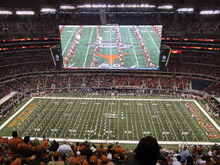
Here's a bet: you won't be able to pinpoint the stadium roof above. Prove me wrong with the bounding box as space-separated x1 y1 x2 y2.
1 0 220 8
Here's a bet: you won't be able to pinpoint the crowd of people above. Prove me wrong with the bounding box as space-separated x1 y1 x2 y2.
0 132 220 165
0 74 191 96
0 14 220 39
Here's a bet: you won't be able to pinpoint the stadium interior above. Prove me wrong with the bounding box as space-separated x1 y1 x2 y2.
0 0 220 165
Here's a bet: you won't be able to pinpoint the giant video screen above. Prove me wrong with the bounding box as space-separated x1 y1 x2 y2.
59 25 162 70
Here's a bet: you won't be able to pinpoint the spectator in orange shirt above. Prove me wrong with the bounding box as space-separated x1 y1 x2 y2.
7 131 23 158
41 135 49 150
17 136 32 157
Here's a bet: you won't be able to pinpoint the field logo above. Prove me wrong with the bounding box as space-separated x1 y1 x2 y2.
96 53 132 65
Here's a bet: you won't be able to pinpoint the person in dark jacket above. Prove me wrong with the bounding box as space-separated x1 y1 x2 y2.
124 136 160 165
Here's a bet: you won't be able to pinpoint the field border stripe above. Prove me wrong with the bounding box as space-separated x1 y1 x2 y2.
0 97 34 130
83 27 94 67
62 27 76 56
146 27 160 53
193 100 220 132
2 136 219 145
34 97 194 102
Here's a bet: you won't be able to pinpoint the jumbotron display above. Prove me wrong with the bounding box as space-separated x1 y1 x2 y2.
60 25 162 70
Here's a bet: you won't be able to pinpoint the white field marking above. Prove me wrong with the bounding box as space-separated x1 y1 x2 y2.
178 101 206 142
62 27 77 55
35 97 194 102
78 100 93 139
186 101 213 141
151 101 168 140
169 102 189 141
92 100 102 136
130 65 137 68
0 97 34 130
66 100 84 139
2 136 219 145
16 99 49 133
0 97 194 131
58 99 79 138
125 105 129 140
137 101 147 137
38 100 68 138
83 27 94 68
87 100 99 139
2 97 218 143
146 27 160 53
132 100 139 140
127 27 140 68
99 100 107 140
127 101 135 140
145 101 158 139
158 101 178 141
69 63 75 67
66 101 83 139
23 100 57 137
194 100 220 132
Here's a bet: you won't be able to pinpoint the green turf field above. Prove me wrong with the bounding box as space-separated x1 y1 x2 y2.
0 97 219 145
60 25 161 70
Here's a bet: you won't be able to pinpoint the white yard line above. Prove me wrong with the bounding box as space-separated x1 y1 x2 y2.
194 100 220 132
158 101 179 141
0 98 34 130
35 97 194 102
66 100 85 139
145 101 158 139
146 27 160 53
77 100 93 139
152 101 169 140
59 100 79 138
127 28 140 68
62 27 76 55
131 101 139 140
178 102 206 142
169 102 190 141
2 97 219 145
38 100 67 137
23 100 57 137
83 27 94 68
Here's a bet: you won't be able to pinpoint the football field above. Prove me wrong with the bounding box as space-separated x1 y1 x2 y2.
0 97 219 145
60 25 162 69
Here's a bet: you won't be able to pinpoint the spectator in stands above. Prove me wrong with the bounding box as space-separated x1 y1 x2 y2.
48 152 64 165
124 136 160 165
57 141 72 159
49 140 59 152
172 155 181 165
81 142 93 161
180 146 189 163
7 131 23 158
17 136 32 157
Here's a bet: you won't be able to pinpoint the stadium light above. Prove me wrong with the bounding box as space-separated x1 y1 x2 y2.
77 3 155 8
158 5 173 9
140 4 156 8
77 4 106 8
16 11 35 15
200 10 220 15
0 10 12 15
116 4 125 8
41 8 56 13
60 5 76 9
177 8 194 12
108 4 116 8
123 4 137 8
